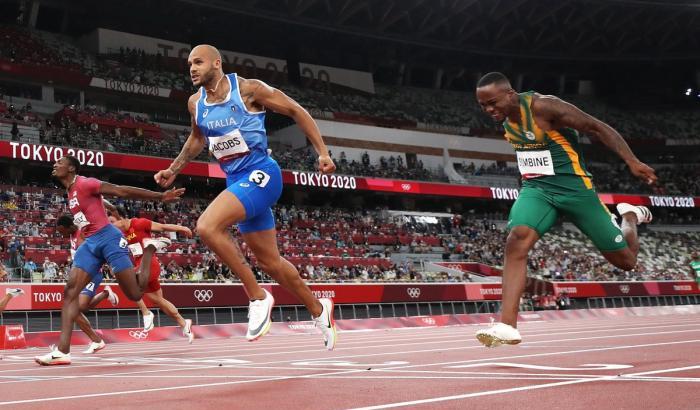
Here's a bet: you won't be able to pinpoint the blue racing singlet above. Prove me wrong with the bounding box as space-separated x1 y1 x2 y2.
194 73 268 175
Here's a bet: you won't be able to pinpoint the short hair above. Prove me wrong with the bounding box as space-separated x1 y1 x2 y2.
115 205 129 218
476 72 511 88
56 214 74 228
64 155 80 174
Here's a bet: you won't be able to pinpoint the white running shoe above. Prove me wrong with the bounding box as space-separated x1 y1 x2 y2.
35 349 71 366
475 322 522 348
143 311 155 332
82 340 106 354
616 203 653 225
143 237 171 254
312 298 337 351
5 288 24 297
246 289 274 341
183 318 194 344
105 285 119 306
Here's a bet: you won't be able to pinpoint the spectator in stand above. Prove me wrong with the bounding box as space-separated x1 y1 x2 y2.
42 257 58 282
23 257 37 278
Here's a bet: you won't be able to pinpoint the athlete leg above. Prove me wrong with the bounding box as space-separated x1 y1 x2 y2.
112 245 156 301
57 267 92 354
0 294 11 312
196 190 266 300
75 294 102 344
601 213 638 271
88 289 110 309
500 188 558 328
136 299 152 317
146 289 186 328
501 226 540 327
242 228 323 317
565 193 638 271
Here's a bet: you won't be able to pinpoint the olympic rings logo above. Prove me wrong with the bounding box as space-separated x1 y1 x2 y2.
129 330 149 340
194 289 214 302
407 288 421 298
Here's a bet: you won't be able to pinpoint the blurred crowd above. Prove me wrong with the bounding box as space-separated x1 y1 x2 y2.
1 184 697 286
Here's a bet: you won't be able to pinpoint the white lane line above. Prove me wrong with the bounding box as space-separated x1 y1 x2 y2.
621 376 700 382
5 327 698 376
131 323 700 365
374 338 700 372
347 378 616 409
250 328 700 366
0 367 367 406
15 316 695 358
346 363 700 410
621 364 700 377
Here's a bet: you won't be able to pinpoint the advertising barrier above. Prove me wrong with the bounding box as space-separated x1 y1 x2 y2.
0 281 696 311
21 304 700 348
2 141 698 207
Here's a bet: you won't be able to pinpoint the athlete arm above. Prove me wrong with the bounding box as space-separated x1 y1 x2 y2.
150 222 193 238
155 94 207 187
99 182 185 203
535 96 657 185
245 79 336 174
102 199 116 213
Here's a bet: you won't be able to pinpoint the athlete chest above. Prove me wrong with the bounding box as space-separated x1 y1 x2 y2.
200 103 245 134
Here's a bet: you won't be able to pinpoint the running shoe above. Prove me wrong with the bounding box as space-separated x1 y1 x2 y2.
183 318 194 344
616 203 653 225
143 311 155 332
475 322 522 348
312 298 337 351
105 285 119 306
35 349 71 366
82 340 106 354
246 289 274 341
143 237 171 254
5 288 24 297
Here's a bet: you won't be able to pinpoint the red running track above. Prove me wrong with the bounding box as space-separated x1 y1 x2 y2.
0 313 698 409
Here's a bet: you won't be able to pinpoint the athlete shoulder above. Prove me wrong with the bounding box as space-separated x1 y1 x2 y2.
187 90 202 116
531 93 579 122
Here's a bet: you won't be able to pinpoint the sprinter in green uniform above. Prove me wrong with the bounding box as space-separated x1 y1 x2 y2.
474 72 658 347
690 253 700 285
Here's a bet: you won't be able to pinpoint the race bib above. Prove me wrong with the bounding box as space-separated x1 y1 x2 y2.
516 150 555 177
208 129 249 161
248 170 271 188
73 212 90 229
128 242 144 256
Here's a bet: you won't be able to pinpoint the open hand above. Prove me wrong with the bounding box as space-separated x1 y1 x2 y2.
162 187 186 202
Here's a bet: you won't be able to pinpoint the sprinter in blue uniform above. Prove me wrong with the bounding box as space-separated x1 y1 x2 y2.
155 44 337 349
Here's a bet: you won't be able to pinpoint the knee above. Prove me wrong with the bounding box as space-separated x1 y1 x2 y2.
196 218 217 243
505 227 537 258
122 288 142 302
257 257 282 275
63 285 81 301
611 254 637 271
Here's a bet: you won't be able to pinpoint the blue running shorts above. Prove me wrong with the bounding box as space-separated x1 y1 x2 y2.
225 156 283 234
73 224 133 280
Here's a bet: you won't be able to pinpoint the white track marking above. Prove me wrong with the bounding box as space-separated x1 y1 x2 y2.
0 368 368 406
0 337 697 404
13 317 693 359
447 363 633 371
621 364 700 376
347 363 700 410
374 338 700 372
247 328 700 367
2 326 698 376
